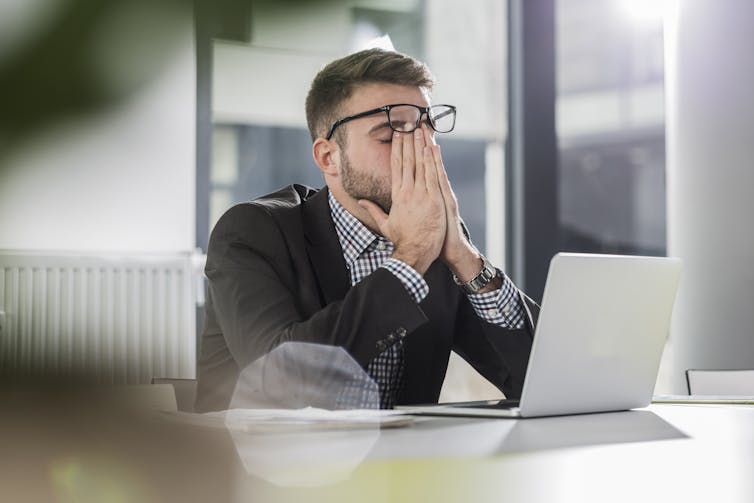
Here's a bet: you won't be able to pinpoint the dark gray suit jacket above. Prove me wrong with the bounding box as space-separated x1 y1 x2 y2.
195 184 538 412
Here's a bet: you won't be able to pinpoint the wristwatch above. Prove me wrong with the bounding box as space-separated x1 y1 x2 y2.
453 255 498 294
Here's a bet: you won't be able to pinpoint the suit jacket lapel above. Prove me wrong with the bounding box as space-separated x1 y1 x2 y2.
302 187 351 304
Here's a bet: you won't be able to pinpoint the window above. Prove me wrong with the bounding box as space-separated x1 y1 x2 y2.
208 0 508 264
556 0 666 256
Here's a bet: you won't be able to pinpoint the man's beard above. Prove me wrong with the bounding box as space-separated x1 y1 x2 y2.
340 151 392 213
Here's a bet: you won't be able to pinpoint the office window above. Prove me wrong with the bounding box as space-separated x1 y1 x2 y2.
205 0 509 400
556 0 666 256
208 0 507 262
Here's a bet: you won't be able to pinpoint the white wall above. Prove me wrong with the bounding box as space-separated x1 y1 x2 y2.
665 0 754 392
0 16 196 254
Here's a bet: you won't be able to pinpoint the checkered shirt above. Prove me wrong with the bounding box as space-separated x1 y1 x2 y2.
328 192 525 408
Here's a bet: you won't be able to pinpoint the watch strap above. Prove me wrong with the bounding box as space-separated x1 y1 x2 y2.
453 255 498 294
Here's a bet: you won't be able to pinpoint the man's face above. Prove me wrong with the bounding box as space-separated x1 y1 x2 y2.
335 83 431 213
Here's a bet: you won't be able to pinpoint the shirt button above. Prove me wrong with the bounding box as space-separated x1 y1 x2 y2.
502 305 512 316
387 333 396 343
376 241 387 251
486 308 500 317
396 327 407 338
376 340 386 351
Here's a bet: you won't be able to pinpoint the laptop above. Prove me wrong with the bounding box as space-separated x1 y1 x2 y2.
398 253 682 418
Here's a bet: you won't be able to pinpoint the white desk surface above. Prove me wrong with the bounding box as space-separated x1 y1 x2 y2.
3 398 753 503
230 403 754 503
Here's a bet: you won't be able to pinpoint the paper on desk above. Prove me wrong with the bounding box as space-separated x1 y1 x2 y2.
163 407 413 432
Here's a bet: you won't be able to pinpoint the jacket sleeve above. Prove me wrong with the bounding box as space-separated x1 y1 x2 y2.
451 288 539 398
205 203 429 371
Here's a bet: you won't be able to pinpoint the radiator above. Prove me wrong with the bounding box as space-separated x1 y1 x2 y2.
0 251 202 384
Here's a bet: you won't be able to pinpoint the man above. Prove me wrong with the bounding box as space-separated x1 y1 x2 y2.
195 48 538 412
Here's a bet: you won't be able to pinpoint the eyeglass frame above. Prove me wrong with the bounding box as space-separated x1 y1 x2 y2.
324 103 457 140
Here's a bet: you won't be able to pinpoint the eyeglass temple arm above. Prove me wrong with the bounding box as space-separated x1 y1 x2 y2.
326 107 387 139
431 106 455 121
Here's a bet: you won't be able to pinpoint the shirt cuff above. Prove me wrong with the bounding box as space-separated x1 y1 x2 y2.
380 258 429 304
466 271 526 329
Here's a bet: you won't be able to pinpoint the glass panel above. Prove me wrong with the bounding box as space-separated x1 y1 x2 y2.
556 0 666 256
209 0 508 262
207 0 509 401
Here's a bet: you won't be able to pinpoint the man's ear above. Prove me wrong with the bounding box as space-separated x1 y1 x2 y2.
312 138 340 177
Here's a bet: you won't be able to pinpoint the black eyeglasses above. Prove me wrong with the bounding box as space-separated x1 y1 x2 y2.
325 103 457 140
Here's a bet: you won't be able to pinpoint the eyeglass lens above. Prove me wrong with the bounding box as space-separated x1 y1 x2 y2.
388 105 455 133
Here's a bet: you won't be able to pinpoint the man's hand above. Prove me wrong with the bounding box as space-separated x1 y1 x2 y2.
358 127 446 275
429 131 503 293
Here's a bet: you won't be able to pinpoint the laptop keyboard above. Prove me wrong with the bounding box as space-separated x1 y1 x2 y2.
448 399 520 409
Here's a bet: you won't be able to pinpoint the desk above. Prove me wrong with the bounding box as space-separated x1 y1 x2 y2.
2 394 753 503
231 404 754 503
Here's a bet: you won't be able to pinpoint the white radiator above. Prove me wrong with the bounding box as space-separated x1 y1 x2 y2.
0 251 203 384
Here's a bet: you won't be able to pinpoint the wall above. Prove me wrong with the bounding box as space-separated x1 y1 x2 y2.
0 11 196 254
665 0 754 392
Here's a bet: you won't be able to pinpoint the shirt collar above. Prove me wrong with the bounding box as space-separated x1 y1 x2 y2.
328 192 383 265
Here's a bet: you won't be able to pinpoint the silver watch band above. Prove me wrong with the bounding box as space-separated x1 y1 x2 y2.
453 255 498 294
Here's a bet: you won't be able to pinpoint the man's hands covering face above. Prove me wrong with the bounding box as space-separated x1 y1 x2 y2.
358 125 486 284
358 126 446 275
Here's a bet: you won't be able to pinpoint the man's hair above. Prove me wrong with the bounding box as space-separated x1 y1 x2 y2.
305 48 435 143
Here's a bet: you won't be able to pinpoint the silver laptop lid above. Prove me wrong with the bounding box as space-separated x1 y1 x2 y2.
519 253 681 417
